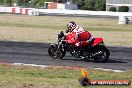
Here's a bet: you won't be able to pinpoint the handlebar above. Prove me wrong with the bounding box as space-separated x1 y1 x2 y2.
65 30 69 33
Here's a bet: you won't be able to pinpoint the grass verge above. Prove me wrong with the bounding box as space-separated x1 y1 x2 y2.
0 14 132 46
0 65 131 88
0 14 132 31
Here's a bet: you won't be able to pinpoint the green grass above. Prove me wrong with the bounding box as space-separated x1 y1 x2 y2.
0 65 131 88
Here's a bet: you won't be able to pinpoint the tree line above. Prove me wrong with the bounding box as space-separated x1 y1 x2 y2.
72 0 106 11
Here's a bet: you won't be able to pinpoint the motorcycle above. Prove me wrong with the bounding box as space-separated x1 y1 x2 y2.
48 30 110 63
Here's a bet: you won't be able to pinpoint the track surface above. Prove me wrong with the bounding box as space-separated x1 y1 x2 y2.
0 41 131 71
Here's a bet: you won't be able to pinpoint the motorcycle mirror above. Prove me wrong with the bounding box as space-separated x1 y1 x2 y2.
60 31 64 35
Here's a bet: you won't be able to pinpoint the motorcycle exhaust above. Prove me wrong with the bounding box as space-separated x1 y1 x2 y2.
90 51 103 58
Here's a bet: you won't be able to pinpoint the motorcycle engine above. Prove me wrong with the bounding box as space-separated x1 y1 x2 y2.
67 45 81 58
66 44 74 52
66 45 90 58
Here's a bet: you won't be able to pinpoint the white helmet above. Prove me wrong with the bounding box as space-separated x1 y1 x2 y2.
67 21 76 32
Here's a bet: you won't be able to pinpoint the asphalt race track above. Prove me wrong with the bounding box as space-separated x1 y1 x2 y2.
0 41 131 71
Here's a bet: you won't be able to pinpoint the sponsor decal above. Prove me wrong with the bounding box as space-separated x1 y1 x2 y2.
90 80 130 85
79 68 131 86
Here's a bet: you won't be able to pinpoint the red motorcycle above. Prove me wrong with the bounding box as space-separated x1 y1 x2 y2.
48 31 110 63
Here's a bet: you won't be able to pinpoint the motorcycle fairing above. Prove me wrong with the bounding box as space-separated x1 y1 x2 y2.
92 38 104 46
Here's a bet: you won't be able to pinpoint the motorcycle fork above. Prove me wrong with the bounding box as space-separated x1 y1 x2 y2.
57 42 65 53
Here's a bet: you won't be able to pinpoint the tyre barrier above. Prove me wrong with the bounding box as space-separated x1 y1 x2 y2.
0 7 39 16
1 7 132 24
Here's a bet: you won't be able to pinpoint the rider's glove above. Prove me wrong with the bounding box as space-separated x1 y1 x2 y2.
75 42 80 47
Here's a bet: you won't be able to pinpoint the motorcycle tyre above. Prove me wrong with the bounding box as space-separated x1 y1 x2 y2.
92 45 110 63
48 45 66 59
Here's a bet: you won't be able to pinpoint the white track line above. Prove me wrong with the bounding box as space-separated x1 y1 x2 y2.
12 63 126 73
14 63 48 68
94 68 125 72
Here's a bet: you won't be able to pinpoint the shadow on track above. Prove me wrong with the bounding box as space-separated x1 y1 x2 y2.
61 58 127 63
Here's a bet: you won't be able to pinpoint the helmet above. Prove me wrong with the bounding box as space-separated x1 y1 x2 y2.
67 21 76 32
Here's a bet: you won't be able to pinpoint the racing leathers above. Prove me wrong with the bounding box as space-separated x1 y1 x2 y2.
65 25 93 47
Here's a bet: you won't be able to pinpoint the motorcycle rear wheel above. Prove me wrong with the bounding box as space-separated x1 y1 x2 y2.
92 45 110 63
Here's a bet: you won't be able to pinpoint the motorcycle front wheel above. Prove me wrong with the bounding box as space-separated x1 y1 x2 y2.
48 45 66 59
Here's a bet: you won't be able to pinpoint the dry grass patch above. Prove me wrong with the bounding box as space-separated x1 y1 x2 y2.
0 14 132 46
0 26 58 43
91 31 132 46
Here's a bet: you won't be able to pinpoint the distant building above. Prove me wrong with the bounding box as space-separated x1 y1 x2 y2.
106 0 132 12
45 1 78 10
58 2 78 10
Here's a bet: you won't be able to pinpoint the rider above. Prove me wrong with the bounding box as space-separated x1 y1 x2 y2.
65 21 93 47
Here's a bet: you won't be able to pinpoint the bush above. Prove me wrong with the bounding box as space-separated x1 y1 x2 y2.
95 0 106 11
75 0 106 11
82 0 96 10
109 7 116 12
118 6 129 12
